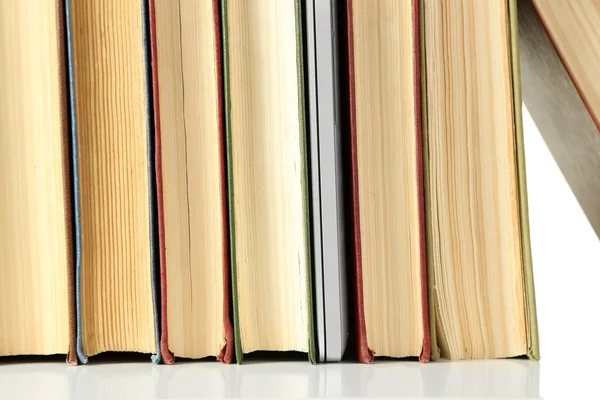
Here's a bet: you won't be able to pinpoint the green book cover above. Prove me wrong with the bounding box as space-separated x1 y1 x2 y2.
507 0 540 361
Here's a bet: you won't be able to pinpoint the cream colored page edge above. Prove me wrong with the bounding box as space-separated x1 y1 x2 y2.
352 0 424 358
0 0 69 356
156 0 226 358
227 0 309 353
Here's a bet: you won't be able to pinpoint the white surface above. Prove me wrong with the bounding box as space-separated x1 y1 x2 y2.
0 359 539 398
0 106 597 398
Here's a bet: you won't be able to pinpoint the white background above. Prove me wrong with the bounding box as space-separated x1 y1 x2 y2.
0 106 596 398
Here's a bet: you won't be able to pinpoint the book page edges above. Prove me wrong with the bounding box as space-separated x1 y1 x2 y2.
220 0 314 364
421 0 538 361
149 0 234 365
67 0 161 363
147 0 175 365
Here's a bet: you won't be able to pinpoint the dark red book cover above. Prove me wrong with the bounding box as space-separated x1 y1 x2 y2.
148 0 234 364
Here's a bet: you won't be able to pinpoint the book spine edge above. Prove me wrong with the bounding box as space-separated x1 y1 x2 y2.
345 0 374 364
213 0 235 365
294 0 317 365
413 0 431 364
64 0 88 365
57 0 78 366
419 0 441 362
147 0 174 365
508 0 540 362
220 0 244 365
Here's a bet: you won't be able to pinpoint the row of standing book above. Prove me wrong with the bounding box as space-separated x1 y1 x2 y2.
0 0 543 364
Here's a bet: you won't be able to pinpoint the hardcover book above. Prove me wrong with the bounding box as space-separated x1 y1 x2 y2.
344 0 431 363
221 0 316 363
0 0 76 363
519 0 600 239
148 0 234 363
421 0 539 360
66 0 161 363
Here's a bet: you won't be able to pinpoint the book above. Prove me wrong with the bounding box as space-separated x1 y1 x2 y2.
422 0 539 360
148 0 234 364
344 0 430 362
519 0 600 238
527 0 600 129
0 0 75 363
66 0 160 363
304 0 349 362
221 0 316 363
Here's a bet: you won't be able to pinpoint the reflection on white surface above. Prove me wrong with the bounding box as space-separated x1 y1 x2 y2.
0 359 539 399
